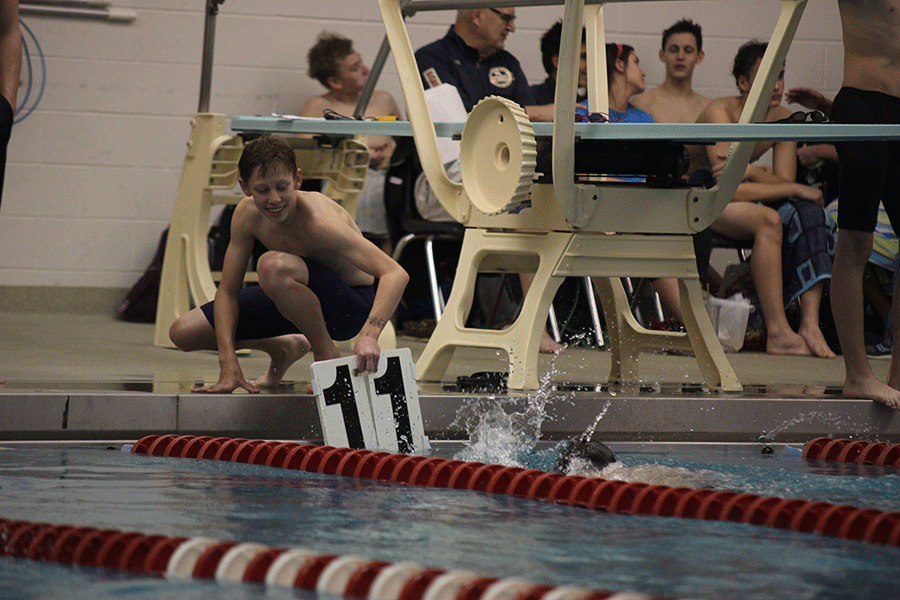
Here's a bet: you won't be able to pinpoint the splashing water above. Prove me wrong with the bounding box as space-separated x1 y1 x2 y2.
452 353 623 473
579 399 611 442
451 356 739 490
453 352 575 467
758 410 878 443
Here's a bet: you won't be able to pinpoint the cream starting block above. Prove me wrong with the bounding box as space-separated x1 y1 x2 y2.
372 0 816 391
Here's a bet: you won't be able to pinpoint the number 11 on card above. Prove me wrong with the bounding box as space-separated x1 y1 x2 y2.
311 348 427 453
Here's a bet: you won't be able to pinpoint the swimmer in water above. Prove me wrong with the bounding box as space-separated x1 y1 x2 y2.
556 436 727 489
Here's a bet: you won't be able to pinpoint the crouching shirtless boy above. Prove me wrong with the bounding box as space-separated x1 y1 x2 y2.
170 135 409 393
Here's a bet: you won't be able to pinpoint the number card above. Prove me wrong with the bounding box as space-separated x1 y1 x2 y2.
310 348 426 453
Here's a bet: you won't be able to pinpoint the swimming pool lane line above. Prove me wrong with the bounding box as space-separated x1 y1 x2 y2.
0 518 696 600
130 434 900 548
803 437 900 466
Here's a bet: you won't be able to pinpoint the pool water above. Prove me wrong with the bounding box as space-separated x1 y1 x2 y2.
0 442 898 600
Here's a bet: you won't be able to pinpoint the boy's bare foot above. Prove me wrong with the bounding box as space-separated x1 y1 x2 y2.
799 325 837 359
253 334 311 389
540 329 566 354
765 330 813 357
843 375 900 409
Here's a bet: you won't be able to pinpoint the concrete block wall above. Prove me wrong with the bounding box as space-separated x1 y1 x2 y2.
0 0 842 304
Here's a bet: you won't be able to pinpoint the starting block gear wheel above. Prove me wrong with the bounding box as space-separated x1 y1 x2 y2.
460 96 536 216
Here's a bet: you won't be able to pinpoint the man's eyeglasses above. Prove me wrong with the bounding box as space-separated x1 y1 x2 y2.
489 8 516 24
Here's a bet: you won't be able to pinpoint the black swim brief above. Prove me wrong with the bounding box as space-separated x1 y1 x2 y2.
200 258 376 341
831 87 900 233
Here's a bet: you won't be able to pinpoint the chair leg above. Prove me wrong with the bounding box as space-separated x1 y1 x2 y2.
424 235 444 321
582 276 604 348
390 233 416 263
548 304 561 342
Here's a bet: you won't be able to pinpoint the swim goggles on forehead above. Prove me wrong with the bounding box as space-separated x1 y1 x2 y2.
776 110 828 124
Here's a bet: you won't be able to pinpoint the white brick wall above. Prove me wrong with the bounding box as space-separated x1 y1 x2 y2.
0 0 843 290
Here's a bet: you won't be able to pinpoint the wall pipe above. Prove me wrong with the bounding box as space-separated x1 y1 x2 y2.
198 0 225 113
20 1 135 22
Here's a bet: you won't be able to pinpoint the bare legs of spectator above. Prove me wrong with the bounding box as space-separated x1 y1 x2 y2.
519 272 566 354
831 229 900 407
712 202 827 357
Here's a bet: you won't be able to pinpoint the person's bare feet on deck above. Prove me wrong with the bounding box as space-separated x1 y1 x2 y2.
540 329 566 354
799 325 837 359
766 329 813 357
253 334 311 389
843 374 900 409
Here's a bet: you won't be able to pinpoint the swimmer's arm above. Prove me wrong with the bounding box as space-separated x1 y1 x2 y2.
729 139 822 205
731 180 820 204
702 104 735 180
785 87 832 116
771 138 798 183
195 211 259 394
376 90 402 119
524 104 556 123
332 227 409 374
731 146 823 204
299 95 328 118
797 143 838 167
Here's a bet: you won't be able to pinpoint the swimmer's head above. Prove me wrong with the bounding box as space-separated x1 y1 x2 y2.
556 438 617 474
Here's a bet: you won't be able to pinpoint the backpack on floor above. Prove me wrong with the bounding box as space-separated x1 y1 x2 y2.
117 228 168 323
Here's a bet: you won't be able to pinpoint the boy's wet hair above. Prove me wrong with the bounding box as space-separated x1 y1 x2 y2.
732 40 768 88
661 18 703 52
238 135 297 183
308 31 355 88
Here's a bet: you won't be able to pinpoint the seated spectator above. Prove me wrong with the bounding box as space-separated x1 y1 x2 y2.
605 43 650 124
531 21 587 106
632 19 717 325
300 31 402 254
693 40 837 358
414 6 562 352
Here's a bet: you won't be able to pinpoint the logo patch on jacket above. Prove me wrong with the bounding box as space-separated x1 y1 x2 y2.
489 66 514 88
423 68 442 88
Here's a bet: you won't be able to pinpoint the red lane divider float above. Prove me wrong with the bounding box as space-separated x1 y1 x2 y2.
0 518 691 600
129 435 900 548
803 437 900 467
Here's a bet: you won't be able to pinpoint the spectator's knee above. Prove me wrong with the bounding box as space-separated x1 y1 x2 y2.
761 209 783 242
